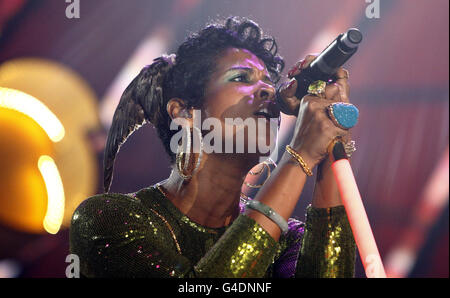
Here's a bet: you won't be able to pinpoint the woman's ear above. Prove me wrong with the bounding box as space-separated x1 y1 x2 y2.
166 98 193 124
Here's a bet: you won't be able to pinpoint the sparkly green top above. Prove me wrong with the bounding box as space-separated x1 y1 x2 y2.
69 186 355 278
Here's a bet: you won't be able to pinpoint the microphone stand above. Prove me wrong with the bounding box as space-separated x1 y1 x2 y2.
329 141 387 278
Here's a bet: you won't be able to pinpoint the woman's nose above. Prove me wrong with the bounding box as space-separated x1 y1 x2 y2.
255 83 275 102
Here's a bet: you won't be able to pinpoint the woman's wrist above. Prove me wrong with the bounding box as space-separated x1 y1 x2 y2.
311 158 343 208
249 150 311 241
311 192 343 208
285 143 320 173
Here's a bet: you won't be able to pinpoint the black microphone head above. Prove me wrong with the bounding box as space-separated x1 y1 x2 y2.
346 28 363 45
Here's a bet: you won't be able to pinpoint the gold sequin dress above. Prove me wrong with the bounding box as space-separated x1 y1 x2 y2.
69 185 356 278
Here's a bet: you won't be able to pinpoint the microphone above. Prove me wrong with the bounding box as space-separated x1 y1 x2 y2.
277 28 363 114
278 28 386 277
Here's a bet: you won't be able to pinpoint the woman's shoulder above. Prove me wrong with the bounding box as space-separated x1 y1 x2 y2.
75 186 162 210
69 187 186 277
70 186 164 229
72 192 139 217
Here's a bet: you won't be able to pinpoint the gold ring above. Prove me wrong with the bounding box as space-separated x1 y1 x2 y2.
327 138 356 158
307 80 327 97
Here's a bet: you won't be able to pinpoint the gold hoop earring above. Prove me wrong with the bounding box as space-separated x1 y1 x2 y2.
176 126 203 180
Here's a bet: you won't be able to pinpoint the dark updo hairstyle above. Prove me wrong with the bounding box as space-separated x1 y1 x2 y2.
103 16 285 192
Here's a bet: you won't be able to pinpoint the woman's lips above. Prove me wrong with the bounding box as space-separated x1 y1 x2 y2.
254 111 271 121
254 107 278 121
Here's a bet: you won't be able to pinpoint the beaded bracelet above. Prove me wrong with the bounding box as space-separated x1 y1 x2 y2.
245 200 289 234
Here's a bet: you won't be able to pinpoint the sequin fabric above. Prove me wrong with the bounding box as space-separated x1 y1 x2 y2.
69 186 355 278
296 205 356 278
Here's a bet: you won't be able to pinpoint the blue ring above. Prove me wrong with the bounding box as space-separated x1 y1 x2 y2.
327 102 359 129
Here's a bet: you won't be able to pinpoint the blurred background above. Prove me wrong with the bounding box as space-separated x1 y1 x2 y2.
0 0 447 278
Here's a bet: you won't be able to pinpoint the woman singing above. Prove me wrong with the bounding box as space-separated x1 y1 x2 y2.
70 16 356 278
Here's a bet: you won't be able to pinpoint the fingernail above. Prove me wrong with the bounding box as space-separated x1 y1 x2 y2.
288 60 304 77
300 59 307 69
287 68 296 77
287 78 296 89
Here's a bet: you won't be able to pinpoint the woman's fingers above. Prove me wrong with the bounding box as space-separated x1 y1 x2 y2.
304 94 350 136
279 55 318 115
334 67 350 102
281 56 351 115
324 83 341 101
322 67 350 103
278 79 301 115
292 94 350 166
303 54 317 67
336 82 349 103
287 54 317 79
279 78 298 98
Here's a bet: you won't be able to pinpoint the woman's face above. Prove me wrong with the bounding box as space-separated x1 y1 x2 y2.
200 47 280 160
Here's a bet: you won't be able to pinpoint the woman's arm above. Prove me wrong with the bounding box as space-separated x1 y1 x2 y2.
245 54 351 241
298 150 356 277
312 157 343 208
295 204 356 277
246 55 357 277
244 150 313 241
70 192 280 277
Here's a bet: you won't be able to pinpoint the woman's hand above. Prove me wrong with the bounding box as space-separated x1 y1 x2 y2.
248 55 353 239
279 55 351 169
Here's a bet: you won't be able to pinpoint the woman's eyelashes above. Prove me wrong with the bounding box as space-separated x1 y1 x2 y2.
229 73 250 83
227 70 274 87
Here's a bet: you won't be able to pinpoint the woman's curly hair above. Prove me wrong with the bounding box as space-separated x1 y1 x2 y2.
103 16 284 192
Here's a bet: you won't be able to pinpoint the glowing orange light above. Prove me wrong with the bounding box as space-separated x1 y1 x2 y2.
38 155 65 234
0 87 65 142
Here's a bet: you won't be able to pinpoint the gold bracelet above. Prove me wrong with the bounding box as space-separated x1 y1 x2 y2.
285 145 313 176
